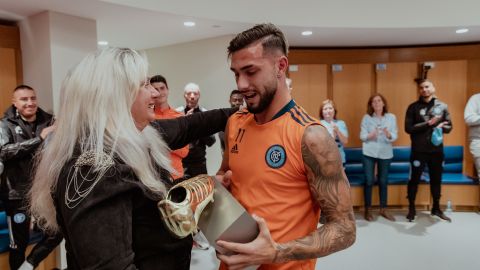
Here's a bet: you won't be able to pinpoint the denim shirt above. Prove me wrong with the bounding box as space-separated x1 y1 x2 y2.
320 119 348 163
360 113 398 159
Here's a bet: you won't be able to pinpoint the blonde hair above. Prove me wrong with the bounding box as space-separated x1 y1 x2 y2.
30 48 172 232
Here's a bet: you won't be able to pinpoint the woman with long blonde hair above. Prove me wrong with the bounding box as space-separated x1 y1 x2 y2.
29 48 234 269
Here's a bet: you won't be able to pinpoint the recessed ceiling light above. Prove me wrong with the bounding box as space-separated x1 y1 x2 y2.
456 28 469 34
184 21 195 27
302 31 313 36
98 40 108 46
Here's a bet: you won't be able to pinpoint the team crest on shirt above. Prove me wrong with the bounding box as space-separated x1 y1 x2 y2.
13 213 26 223
265 145 286 169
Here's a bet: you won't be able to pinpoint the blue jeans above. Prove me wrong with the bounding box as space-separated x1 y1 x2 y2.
362 155 392 208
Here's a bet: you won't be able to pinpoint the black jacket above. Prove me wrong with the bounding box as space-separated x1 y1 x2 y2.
179 107 216 166
405 97 452 153
0 106 53 201
56 107 236 270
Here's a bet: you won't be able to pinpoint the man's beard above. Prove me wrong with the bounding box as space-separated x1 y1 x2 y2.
246 84 277 114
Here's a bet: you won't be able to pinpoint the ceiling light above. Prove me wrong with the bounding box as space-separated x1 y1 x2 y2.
184 21 195 27
301 31 313 36
98 41 108 46
456 28 469 34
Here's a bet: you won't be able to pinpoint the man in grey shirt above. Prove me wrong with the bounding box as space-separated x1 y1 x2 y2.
464 93 480 181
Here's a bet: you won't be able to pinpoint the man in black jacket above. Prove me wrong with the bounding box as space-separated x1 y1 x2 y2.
0 85 61 270
405 79 452 222
176 83 216 177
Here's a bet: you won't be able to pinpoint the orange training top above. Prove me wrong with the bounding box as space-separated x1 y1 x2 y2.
154 106 189 180
222 100 321 270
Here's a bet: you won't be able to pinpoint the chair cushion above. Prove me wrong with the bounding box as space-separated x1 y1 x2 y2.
0 228 9 253
442 173 478 184
347 175 365 186
345 148 363 163
444 146 463 163
0 212 6 229
443 163 463 173
345 163 363 174
392 147 411 162
389 162 410 173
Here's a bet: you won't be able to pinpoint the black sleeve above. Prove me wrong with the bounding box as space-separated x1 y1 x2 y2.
200 134 216 147
0 120 43 161
441 106 453 134
151 108 237 150
404 104 429 134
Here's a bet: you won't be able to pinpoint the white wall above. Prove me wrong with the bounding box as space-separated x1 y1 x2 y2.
19 11 97 114
19 11 54 111
146 35 237 174
49 12 97 113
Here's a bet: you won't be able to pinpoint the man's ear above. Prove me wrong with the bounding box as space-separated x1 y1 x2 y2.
277 55 289 75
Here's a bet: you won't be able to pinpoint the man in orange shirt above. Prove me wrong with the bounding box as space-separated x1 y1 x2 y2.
150 75 189 180
218 90 244 153
216 23 356 270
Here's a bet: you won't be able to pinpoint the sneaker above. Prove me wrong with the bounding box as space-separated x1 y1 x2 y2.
406 206 416 222
379 208 396 222
364 208 374 222
431 208 452 222
158 174 215 238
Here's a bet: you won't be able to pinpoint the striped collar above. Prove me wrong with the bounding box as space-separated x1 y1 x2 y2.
271 99 296 121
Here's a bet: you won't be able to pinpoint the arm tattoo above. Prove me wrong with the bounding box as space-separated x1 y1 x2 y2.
274 125 356 263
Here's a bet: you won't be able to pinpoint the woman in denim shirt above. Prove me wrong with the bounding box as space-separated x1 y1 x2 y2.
360 94 398 221
319 99 349 165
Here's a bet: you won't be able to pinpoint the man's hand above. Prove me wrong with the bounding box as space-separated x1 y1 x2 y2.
427 115 442 126
216 215 276 270
437 121 449 129
215 170 232 188
40 125 56 140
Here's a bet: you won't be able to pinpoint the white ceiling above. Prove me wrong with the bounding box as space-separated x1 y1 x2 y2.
0 0 479 49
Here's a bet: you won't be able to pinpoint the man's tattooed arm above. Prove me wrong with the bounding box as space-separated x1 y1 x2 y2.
274 124 356 262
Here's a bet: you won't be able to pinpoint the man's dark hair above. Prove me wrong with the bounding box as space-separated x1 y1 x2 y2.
14 84 34 92
230 90 242 98
415 78 432 86
150 75 168 89
227 23 288 57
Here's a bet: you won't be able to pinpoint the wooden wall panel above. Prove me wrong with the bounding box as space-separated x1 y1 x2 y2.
1 24 21 114
0 48 17 113
376 62 418 146
0 25 20 49
289 64 327 117
290 43 480 64
332 64 372 147
427 61 467 148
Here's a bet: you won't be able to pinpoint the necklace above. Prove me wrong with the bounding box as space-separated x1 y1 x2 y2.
64 150 114 209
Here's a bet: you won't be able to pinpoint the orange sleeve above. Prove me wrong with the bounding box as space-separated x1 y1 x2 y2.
172 145 189 159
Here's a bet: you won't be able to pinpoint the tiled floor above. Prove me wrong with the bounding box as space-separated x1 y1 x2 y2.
191 211 480 270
